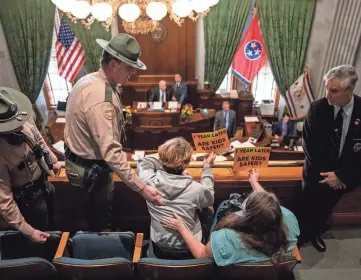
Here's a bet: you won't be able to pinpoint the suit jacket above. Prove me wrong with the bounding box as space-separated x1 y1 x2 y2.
214 110 236 137
148 87 172 102
274 120 293 136
303 95 361 190
170 82 187 105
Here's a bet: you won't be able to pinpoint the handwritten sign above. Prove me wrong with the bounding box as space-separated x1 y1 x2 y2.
192 129 230 153
233 147 271 171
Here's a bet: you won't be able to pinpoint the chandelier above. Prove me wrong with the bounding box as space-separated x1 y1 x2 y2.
51 0 220 34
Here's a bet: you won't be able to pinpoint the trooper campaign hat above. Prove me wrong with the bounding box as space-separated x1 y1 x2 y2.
96 33 147 70
0 87 31 133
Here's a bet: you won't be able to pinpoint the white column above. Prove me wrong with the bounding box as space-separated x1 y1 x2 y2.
195 18 205 89
111 15 119 37
316 0 361 98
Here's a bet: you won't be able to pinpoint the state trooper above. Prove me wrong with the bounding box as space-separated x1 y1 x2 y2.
0 87 61 242
64 33 165 231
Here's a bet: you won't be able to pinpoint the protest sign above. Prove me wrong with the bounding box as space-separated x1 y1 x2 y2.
233 147 271 171
192 128 230 153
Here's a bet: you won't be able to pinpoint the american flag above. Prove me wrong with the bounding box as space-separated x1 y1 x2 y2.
55 13 85 82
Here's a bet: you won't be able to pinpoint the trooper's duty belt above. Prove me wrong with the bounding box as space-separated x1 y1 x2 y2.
64 147 111 171
13 173 47 206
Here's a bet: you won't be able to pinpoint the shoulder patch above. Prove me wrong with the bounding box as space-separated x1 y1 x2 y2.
102 103 115 120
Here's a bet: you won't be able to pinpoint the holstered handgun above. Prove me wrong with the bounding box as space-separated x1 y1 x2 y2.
83 164 104 193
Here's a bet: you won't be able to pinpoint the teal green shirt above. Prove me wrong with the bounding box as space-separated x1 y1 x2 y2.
210 207 299 266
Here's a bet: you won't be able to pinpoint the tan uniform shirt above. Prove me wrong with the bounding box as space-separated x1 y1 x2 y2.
0 118 57 236
64 69 145 192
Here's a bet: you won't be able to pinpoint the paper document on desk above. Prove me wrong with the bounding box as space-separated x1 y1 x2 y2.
244 116 259 122
294 146 303 152
57 111 65 117
146 152 159 159
152 102 163 110
215 156 227 162
230 141 255 157
231 140 255 148
191 153 206 161
55 117 66 123
168 101 178 109
132 151 145 160
52 141 65 154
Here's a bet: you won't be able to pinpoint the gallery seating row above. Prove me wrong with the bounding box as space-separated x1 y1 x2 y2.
0 231 301 280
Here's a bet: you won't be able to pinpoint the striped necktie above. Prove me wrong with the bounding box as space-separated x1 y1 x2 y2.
329 108 344 158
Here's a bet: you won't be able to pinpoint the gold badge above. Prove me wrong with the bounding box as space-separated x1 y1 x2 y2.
103 103 115 120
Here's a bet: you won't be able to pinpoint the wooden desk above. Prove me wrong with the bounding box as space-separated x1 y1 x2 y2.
125 109 216 150
44 165 302 236
41 165 361 236
1 161 360 235
46 109 216 150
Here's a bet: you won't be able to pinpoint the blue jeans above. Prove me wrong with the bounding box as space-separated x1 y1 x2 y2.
210 200 228 233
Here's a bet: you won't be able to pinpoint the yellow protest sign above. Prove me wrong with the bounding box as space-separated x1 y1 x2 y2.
192 128 230 153
233 147 271 171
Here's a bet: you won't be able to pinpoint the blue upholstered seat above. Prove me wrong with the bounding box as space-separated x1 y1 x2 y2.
136 257 215 280
0 231 60 280
0 257 57 280
0 231 62 261
53 231 136 280
217 255 298 280
71 231 134 261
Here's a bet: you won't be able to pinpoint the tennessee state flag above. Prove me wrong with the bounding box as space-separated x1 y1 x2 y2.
232 13 267 84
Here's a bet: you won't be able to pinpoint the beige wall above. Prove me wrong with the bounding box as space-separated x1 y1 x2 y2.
0 22 19 89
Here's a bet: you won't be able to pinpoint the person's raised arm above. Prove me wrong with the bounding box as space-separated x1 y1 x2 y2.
248 168 265 192
198 152 216 208
138 157 162 186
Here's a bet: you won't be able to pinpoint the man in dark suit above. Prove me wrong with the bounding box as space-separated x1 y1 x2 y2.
300 65 361 252
214 101 236 138
170 73 187 106
149 80 171 103
273 112 293 137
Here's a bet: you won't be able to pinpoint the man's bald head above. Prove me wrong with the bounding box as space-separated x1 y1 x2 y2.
159 80 167 91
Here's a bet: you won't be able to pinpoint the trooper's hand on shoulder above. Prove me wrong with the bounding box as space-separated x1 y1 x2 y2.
141 185 166 206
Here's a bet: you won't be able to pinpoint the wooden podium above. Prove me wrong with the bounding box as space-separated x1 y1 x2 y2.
125 109 216 150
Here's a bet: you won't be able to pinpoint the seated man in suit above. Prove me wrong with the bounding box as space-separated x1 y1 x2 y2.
149 80 171 103
214 101 236 138
274 112 293 138
171 73 187 106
